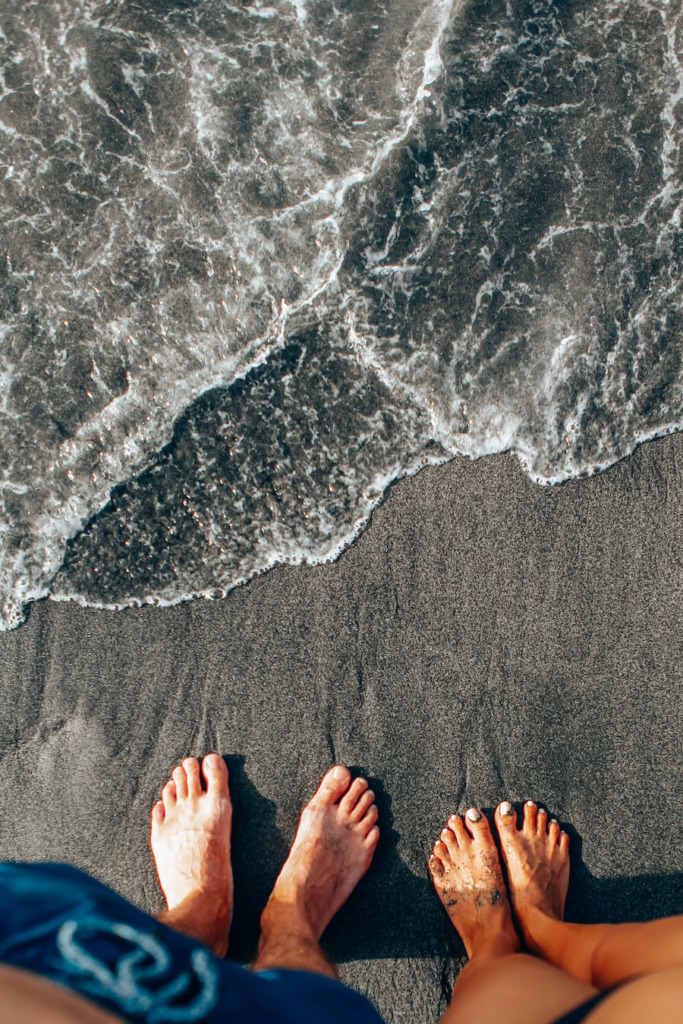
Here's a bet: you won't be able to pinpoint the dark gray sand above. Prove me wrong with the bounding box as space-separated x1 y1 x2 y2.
1 435 682 1024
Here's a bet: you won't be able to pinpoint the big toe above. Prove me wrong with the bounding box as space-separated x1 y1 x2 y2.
202 753 229 796
314 765 351 805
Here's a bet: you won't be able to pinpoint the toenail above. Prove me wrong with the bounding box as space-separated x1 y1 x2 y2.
466 807 482 822
550 818 558 824
333 766 347 780
441 828 450 839
499 801 513 816
526 800 535 807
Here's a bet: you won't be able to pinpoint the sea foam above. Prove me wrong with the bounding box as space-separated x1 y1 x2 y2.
1 0 681 626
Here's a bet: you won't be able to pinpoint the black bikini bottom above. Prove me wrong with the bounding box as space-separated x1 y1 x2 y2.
553 984 622 1024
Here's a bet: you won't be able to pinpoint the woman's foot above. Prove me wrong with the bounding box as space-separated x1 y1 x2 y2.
428 808 520 960
495 800 570 954
150 754 233 957
257 766 380 954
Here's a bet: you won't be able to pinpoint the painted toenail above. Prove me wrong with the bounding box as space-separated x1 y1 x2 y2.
500 801 513 815
333 766 347 779
550 818 558 824
526 800 535 807
441 828 450 838
466 807 482 822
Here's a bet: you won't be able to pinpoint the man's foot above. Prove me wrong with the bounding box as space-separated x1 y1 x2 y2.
495 800 570 953
150 754 233 957
259 766 380 944
428 808 520 960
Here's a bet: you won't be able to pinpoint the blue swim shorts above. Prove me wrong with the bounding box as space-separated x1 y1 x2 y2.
0 863 385 1024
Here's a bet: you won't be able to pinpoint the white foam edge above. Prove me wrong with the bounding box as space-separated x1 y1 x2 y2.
38 416 683 619
45 445 448 614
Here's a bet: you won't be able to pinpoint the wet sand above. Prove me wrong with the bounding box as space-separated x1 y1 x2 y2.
1 435 682 1024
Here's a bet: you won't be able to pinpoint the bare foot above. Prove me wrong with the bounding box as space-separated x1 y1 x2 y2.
150 754 233 957
495 800 570 953
259 766 380 943
428 808 520 960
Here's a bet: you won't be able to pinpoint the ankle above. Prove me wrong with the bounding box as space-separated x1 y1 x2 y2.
253 909 337 979
156 891 231 957
514 902 556 952
514 908 603 985
259 896 317 946
467 921 520 962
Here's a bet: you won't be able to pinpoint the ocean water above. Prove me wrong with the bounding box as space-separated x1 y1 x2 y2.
1 0 682 628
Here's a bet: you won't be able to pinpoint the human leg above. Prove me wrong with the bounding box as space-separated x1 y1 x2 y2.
0 860 231 1022
0 760 381 1024
582 967 683 1023
441 953 602 1024
428 808 599 1024
496 799 683 988
0 963 123 1024
252 765 380 979
150 753 233 957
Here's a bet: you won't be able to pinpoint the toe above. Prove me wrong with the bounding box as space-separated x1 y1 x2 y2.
365 825 380 849
429 854 445 878
151 799 165 826
548 818 561 845
182 757 202 797
495 801 517 839
359 803 378 836
349 789 375 821
202 754 229 796
559 831 569 855
536 806 548 835
523 800 537 832
464 807 493 842
161 779 177 809
447 814 469 845
172 764 188 799
440 826 458 857
339 777 368 816
434 839 451 864
314 765 351 805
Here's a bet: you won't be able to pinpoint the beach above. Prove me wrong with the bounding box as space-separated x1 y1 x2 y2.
0 434 682 1024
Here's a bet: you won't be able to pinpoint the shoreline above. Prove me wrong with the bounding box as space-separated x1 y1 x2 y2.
1 433 682 1023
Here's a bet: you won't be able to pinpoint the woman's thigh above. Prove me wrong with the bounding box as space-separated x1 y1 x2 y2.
440 953 598 1024
586 966 683 1023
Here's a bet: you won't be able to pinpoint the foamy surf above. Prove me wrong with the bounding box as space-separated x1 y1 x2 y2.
2 0 682 626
